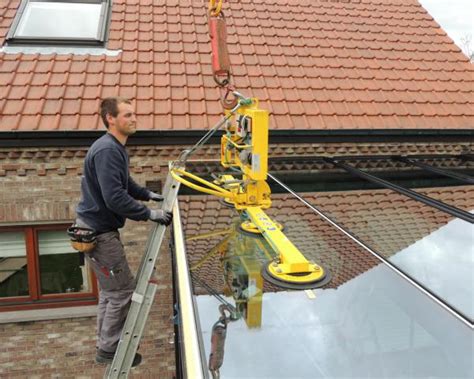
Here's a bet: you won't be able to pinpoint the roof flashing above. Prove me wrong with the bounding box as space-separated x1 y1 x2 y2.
0 45 121 56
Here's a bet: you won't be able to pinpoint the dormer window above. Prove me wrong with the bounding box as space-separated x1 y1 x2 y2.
6 0 111 46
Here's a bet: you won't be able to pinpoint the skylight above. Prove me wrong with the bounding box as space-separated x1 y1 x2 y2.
177 189 473 378
6 0 111 46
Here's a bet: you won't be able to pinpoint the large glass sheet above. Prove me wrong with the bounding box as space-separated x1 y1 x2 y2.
180 194 473 378
0 231 29 298
16 2 103 39
395 157 473 211
390 215 473 319
401 159 474 207
332 158 473 211
266 182 474 321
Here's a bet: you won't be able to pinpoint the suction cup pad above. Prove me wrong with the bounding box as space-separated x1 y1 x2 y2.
261 262 332 290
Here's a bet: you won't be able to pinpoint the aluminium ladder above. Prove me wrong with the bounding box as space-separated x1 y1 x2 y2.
104 172 180 378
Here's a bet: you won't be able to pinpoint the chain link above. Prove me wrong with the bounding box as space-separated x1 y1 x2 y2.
208 0 223 16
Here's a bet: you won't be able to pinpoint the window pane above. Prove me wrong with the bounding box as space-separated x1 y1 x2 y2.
181 195 473 378
289 185 474 321
0 232 29 298
15 2 103 39
38 230 91 295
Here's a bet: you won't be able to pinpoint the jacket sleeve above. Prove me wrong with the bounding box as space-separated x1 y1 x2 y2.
94 149 151 221
128 176 151 201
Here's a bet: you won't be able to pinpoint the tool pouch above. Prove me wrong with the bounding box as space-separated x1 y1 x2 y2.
67 225 97 253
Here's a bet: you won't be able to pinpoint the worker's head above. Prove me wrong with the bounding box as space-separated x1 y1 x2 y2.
100 97 136 136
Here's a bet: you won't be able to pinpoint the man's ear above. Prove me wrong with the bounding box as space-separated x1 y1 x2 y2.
106 113 115 127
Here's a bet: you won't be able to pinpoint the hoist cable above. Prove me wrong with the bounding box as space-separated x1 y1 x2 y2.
176 101 244 164
190 272 237 315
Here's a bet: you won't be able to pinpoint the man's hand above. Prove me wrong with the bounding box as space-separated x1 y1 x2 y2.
148 191 164 202
149 209 173 226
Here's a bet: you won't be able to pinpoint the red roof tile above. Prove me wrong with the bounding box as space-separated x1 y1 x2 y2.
0 0 473 131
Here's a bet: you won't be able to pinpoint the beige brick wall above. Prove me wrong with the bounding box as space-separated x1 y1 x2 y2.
0 243 176 378
0 147 176 377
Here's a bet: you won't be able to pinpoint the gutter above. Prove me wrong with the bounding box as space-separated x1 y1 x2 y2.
0 129 473 148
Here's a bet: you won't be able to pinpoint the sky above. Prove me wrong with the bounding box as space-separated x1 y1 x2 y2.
419 0 474 56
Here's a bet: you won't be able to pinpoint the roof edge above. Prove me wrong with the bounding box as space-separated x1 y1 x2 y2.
0 129 473 148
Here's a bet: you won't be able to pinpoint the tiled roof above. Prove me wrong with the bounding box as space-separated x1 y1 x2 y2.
1 0 473 131
179 185 472 294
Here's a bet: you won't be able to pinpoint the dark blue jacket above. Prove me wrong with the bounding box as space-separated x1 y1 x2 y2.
76 133 151 232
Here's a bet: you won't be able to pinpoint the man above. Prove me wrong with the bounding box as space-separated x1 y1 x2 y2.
75 96 172 367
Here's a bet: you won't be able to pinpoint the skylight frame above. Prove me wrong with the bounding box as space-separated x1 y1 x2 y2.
6 0 112 47
325 157 474 223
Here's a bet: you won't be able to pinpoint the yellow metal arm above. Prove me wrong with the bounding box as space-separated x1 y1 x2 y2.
170 94 328 288
170 167 236 200
222 134 252 149
245 206 326 285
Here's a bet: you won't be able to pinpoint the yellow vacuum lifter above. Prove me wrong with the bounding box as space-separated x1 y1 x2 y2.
171 97 330 289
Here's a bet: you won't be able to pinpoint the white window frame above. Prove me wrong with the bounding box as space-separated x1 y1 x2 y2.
6 0 112 46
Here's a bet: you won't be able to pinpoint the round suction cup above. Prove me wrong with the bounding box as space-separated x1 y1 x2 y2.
261 261 331 290
238 220 284 236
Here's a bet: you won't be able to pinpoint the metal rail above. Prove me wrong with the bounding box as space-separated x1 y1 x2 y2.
325 158 473 224
172 202 208 379
396 157 474 184
268 173 473 328
104 173 181 378
269 153 467 163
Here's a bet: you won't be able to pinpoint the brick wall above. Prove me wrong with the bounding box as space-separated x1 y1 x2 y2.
0 146 176 377
0 242 176 378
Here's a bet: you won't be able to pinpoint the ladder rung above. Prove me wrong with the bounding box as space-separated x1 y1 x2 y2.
104 173 180 378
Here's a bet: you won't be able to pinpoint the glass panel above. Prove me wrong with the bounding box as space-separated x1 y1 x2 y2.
335 158 473 211
393 158 473 211
391 215 473 319
15 1 103 39
278 183 474 321
180 194 473 378
38 230 91 295
413 185 473 212
0 231 29 298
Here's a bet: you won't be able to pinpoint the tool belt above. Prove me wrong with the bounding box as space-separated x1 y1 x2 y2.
67 225 97 253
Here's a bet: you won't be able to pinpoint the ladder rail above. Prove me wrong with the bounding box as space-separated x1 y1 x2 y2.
105 172 181 378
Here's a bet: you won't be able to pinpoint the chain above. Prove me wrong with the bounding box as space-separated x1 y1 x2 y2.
190 272 238 316
208 0 223 16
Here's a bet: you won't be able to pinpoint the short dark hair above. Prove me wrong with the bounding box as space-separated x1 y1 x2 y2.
100 97 131 128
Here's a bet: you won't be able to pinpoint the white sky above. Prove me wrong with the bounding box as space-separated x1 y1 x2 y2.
419 0 474 55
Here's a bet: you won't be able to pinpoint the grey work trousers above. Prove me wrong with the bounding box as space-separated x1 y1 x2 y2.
85 231 136 353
